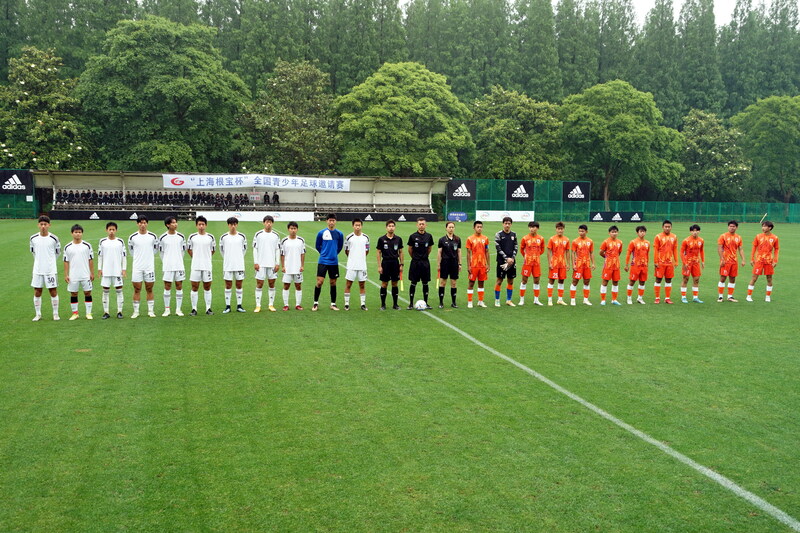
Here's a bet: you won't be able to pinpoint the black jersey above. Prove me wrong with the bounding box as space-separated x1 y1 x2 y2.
377 234 403 261
438 235 461 261
408 231 434 261
495 230 518 263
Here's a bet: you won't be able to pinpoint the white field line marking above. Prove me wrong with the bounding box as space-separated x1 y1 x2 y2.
300 236 798 530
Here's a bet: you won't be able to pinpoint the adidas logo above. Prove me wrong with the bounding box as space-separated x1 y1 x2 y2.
2 174 26 190
398 215 407 221
612 213 622 221
592 213 603 221
452 184 471 197
511 184 529 198
364 214 373 221
631 213 641 221
567 186 585 199
89 212 99 220
129 213 138 220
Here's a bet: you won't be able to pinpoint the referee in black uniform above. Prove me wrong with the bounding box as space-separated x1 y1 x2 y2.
437 221 462 308
376 220 404 310
407 217 434 309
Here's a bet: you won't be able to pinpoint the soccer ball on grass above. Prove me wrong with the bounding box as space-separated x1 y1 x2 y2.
414 300 428 311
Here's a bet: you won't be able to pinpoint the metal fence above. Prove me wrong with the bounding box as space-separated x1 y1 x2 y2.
588 200 800 224
0 194 38 218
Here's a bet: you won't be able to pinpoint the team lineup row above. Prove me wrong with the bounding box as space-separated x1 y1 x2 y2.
28 214 780 321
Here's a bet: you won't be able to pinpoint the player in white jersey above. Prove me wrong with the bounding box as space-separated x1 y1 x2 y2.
30 215 61 321
253 215 281 312
159 216 187 316
128 215 159 317
187 215 215 316
98 221 127 319
63 224 94 320
280 221 305 310
344 218 370 310
220 216 247 313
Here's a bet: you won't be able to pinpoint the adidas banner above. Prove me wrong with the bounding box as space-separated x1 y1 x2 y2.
590 211 644 223
506 181 533 202
562 181 590 202
50 210 188 221
447 179 475 200
329 212 439 222
0 169 34 195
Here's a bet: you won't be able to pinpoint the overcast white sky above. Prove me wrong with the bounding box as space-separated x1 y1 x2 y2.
630 0 737 27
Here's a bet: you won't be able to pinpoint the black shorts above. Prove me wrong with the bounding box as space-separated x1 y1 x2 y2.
496 263 517 280
316 263 340 279
409 259 431 283
439 259 459 280
380 260 400 282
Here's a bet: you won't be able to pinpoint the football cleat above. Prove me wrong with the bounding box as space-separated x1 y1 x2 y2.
86 314 93 319
236 305 246 313
361 305 368 311
477 301 487 308
611 300 622 306
32 315 42 322
295 305 304 311
693 298 704 303
69 313 79 321
253 306 261 313
117 312 124 318
223 306 231 313
130 311 139 319
283 305 290 311
664 298 673 304
190 309 198 316
330 304 339 311
206 309 214 315
268 306 277 312
506 301 516 307
162 310 170 317
102 313 111 319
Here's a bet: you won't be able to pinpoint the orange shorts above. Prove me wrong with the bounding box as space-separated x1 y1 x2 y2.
469 266 488 282
601 267 620 282
548 266 567 280
752 262 774 276
629 265 648 282
522 263 541 278
720 262 738 277
655 264 675 279
572 265 592 280
682 263 701 278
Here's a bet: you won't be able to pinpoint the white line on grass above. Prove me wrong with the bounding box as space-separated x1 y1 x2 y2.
303 239 799 531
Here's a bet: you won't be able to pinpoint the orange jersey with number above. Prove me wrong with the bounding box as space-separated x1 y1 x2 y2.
600 238 623 270
571 237 593 267
717 233 743 263
547 235 570 269
466 234 489 268
626 239 650 267
520 234 545 265
752 233 779 263
681 236 705 265
653 232 678 266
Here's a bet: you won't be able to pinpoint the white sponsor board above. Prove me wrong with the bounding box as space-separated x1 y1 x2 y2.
196 211 316 222
475 210 535 222
164 173 350 191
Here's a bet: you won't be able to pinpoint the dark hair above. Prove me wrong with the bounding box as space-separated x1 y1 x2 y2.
385 219 396 226
71 224 83 232
728 220 739 227
762 220 774 230
528 221 540 228
38 215 50 223
262 215 274 223
578 224 588 231
195 216 207 225
445 221 455 228
689 224 701 231
226 216 239 225
137 215 149 223
164 216 177 226
473 220 483 228
417 217 427 223
352 218 362 225
287 221 298 229
106 221 118 230
502 216 513 224
608 225 619 232
636 225 647 233
555 221 565 229
662 219 672 227
326 213 337 220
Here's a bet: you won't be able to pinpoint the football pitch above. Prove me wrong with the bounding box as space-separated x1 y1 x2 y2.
1 218 798 532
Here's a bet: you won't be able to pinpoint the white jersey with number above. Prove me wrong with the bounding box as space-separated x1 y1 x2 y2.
128 231 159 271
220 232 247 272
280 236 305 275
30 233 61 275
188 232 215 271
98 237 126 277
253 229 280 267
159 232 186 272
63 241 93 281
345 232 370 271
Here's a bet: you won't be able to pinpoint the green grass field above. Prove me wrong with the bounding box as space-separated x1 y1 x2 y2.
1 218 798 532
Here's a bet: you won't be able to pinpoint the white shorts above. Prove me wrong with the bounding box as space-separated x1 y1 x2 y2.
162 270 186 283
101 276 124 288
190 270 213 283
31 274 58 289
255 266 278 281
68 279 93 292
282 273 303 284
224 270 245 281
132 270 156 283
346 269 368 282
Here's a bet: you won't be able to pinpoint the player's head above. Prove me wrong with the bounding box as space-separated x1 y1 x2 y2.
287 221 298 236
71 224 83 238
262 215 274 224
137 215 148 224
689 223 700 232
417 217 427 232
195 215 207 226
106 222 118 238
352 218 362 233
106 221 118 230
385 220 396 234
37 215 51 232
502 216 512 231
578 224 588 237
727 220 739 232
38 215 51 224
662 220 672 233
473 220 483 234
164 216 177 229
762 220 774 231
445 221 455 233
326 214 337 229
636 225 647 237
555 221 565 229
608 225 618 238
528 221 539 234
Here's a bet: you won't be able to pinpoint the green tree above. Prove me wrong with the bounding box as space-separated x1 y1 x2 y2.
0 0 25 81
469 86 563 180
141 0 199 25
732 96 800 203
76 16 249 172
0 47 96 170
513 0 562 101
678 0 725 114
597 0 636 83
675 109 751 201
718 0 768 115
556 0 599 96
763 0 799 97
560 80 683 204
241 60 336 175
334 62 472 177
405 0 448 74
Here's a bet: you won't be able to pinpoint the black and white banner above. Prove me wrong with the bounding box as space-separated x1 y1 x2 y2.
447 179 476 200
164 173 350 192
331 212 439 222
590 211 644 223
50 210 186 221
562 181 590 202
0 169 34 195
506 180 533 201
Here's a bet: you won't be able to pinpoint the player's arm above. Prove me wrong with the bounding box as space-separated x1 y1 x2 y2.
89 257 95 281
187 238 194 258
700 242 705 268
315 231 323 253
466 245 472 271
738 241 745 266
436 246 442 270
336 232 343 254
773 239 779 266
547 247 553 269
624 243 632 272
97 245 104 277
299 252 305 272
672 241 679 266
280 248 286 272
63 255 70 282
398 246 404 270
457 245 462 270
590 242 595 270
426 239 433 258
376 245 383 274
484 243 489 268
599 243 607 259
494 232 506 263
750 239 757 265
717 237 724 262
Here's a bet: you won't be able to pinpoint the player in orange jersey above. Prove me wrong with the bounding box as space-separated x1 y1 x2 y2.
518 221 545 306
599 225 623 306
625 225 650 305
680 224 705 303
746 221 779 302
465 221 490 308
652 220 679 304
716 220 745 302
546 221 570 306
570 224 595 306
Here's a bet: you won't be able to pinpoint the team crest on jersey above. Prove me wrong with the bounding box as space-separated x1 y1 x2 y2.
393 244 398 250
